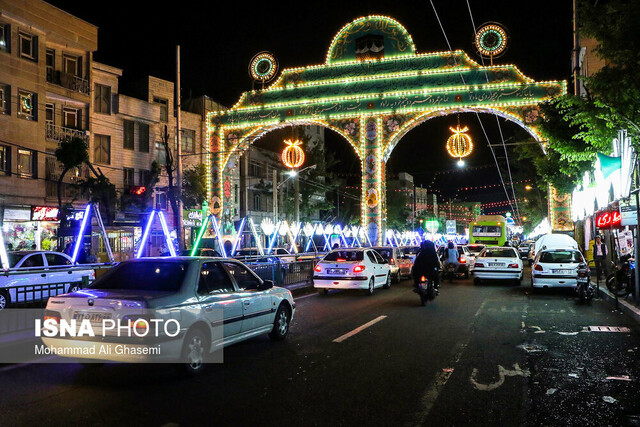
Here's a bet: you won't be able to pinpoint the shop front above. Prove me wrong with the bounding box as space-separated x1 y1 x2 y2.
1 206 60 251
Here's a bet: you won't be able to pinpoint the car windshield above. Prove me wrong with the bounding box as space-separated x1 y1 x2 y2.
372 248 392 260
88 261 189 292
403 247 420 254
467 245 485 253
481 248 517 258
540 251 584 264
324 251 364 262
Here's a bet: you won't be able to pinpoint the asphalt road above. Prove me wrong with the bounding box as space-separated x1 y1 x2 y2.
1 269 640 427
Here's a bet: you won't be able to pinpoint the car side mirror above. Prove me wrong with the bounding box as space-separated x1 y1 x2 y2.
259 280 274 290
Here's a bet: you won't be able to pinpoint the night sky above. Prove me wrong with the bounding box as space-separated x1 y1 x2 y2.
47 0 573 205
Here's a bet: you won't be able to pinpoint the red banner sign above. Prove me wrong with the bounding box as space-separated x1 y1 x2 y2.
31 206 59 221
595 210 622 229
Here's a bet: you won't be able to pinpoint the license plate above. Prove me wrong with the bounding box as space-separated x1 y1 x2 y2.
73 311 111 322
328 268 347 274
552 269 570 274
489 263 503 267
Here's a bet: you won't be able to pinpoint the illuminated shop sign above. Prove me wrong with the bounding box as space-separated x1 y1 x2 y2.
31 206 60 221
595 210 622 229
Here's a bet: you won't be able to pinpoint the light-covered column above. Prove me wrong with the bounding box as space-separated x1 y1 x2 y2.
361 116 384 245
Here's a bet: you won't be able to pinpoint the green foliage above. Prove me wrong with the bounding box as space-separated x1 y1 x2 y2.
76 175 117 224
55 136 89 169
182 163 207 209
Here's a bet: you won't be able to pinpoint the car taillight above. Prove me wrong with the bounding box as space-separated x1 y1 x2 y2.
475 262 484 268
43 314 59 324
389 259 395 265
459 256 466 264
314 265 322 272
420 276 427 282
508 263 519 268
353 265 365 273
337 258 346 262
534 264 543 271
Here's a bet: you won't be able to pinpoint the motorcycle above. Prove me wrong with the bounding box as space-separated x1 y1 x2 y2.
444 262 457 283
575 262 594 302
606 257 636 298
415 272 438 306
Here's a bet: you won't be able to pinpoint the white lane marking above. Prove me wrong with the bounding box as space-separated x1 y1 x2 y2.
294 293 318 301
587 326 631 333
408 340 468 427
470 363 531 391
333 315 387 343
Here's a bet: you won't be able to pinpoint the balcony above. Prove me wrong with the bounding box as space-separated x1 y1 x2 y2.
46 68 90 95
45 122 88 143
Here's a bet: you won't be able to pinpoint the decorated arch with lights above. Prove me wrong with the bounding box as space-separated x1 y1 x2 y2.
207 15 567 245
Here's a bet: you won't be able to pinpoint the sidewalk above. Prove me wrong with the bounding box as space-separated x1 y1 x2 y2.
592 272 640 324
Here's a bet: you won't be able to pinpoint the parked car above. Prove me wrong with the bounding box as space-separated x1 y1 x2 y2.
517 243 532 260
313 249 391 295
402 246 421 263
531 249 587 289
0 251 95 310
371 246 413 282
437 245 472 278
41 257 295 374
180 248 221 257
472 246 523 285
530 234 579 263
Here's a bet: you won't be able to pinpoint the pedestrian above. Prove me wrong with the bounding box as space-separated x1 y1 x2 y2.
593 235 609 281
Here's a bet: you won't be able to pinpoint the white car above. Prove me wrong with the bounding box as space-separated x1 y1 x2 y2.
472 246 523 285
313 248 391 295
42 257 295 374
531 249 586 289
1 251 95 310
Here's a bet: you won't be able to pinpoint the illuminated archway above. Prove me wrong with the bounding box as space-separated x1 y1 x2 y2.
207 15 567 244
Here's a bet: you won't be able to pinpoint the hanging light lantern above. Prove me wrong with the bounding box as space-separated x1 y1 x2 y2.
446 125 473 161
281 139 305 169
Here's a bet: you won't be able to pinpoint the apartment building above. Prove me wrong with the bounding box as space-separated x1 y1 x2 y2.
0 0 97 250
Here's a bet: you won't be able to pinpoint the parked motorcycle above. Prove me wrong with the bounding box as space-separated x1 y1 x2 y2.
606 257 636 298
575 262 594 302
415 273 438 306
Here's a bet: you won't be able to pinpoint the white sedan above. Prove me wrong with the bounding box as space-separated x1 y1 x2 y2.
472 246 523 285
531 249 586 289
42 257 295 374
313 249 391 295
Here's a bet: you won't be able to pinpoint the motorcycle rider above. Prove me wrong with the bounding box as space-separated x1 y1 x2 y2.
412 240 440 289
443 241 459 274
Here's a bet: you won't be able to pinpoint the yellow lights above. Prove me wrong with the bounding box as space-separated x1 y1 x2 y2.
281 139 305 169
446 125 473 159
249 52 278 83
475 24 508 58
525 185 532 191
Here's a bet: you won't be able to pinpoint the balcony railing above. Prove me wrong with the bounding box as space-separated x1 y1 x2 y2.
46 68 90 95
45 122 88 143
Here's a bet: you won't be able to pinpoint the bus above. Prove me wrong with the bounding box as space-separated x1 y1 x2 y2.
469 215 508 246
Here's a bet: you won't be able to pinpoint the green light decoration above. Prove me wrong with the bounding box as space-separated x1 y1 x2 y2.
474 23 508 65
249 52 278 83
424 218 440 234
207 15 566 245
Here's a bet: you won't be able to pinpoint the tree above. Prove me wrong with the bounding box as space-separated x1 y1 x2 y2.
54 136 89 214
120 161 161 212
182 163 207 210
159 125 181 246
539 0 640 186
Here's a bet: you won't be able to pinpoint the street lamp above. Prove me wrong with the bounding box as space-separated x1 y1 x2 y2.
273 164 317 224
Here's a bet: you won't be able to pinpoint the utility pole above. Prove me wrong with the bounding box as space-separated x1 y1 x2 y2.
176 45 183 250
273 169 278 224
294 173 300 223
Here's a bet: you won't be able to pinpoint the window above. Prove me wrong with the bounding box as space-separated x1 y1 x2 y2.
45 103 54 124
123 167 134 187
223 262 261 291
94 134 110 164
182 129 195 153
88 261 189 292
324 251 364 262
94 84 111 114
138 123 149 152
253 193 261 211
17 149 36 178
366 251 378 263
46 48 55 69
154 97 168 122
46 253 71 267
63 54 81 77
18 90 37 121
156 141 166 165
373 251 385 264
22 254 44 268
198 262 234 295
0 84 9 115
123 120 134 150
63 108 80 129
0 23 10 52
18 32 37 61
0 145 10 176
139 169 151 186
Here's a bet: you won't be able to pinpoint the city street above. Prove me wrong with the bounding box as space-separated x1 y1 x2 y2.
1 269 639 426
